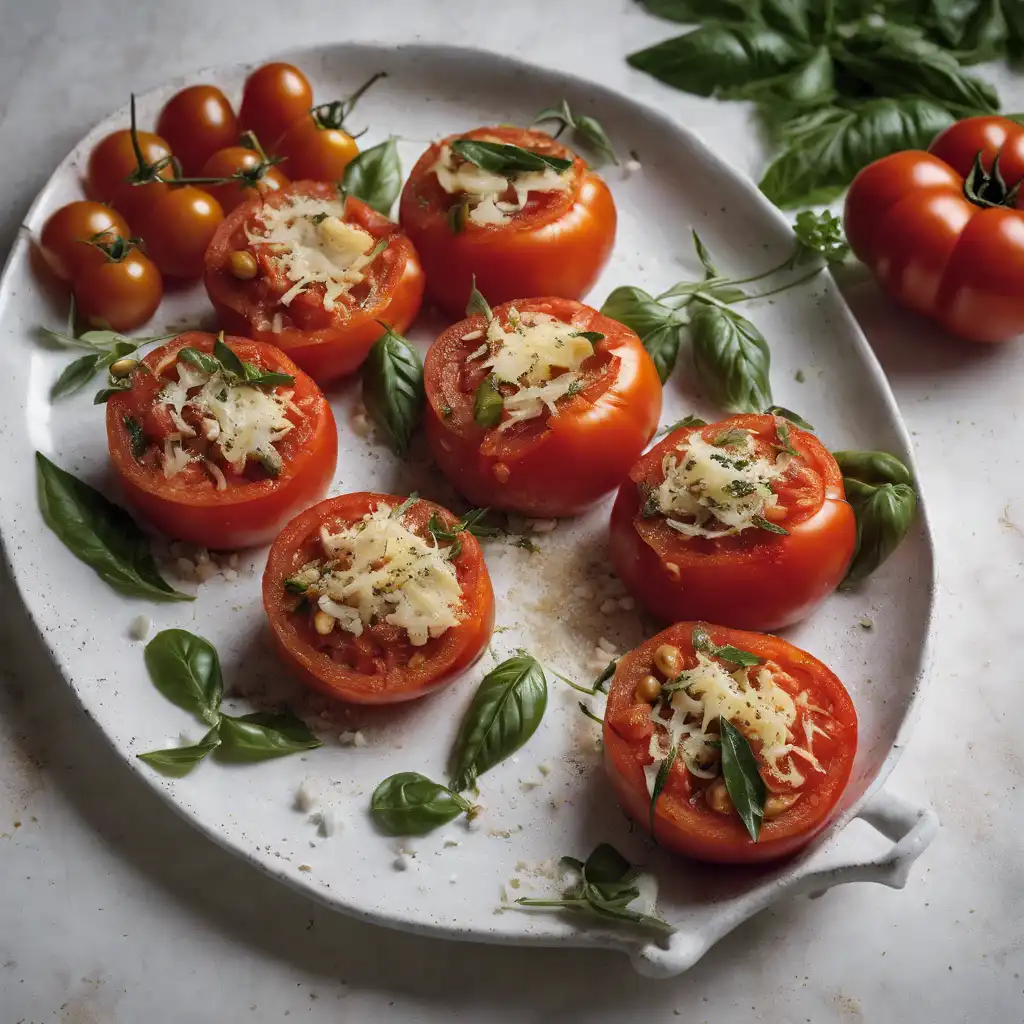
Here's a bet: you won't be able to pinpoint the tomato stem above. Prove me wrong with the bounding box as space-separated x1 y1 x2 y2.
738 266 823 302
963 148 1023 209
309 71 387 132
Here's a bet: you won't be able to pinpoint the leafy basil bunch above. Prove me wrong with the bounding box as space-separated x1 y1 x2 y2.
629 0 1016 207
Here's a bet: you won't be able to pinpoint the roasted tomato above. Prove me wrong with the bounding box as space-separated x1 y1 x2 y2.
204 181 424 383
262 492 494 704
609 414 855 632
844 115 1024 343
106 332 337 549
399 126 616 317
156 84 239 176
603 622 858 864
39 201 130 282
424 297 661 517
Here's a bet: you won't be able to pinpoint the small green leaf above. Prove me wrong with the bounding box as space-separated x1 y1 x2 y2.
691 624 764 667
572 330 605 343
138 727 221 777
342 137 403 215
691 229 719 278
601 286 682 383
765 405 814 431
51 353 103 399
124 416 146 460
144 629 224 724
833 449 914 488
719 717 766 842
658 414 707 436
690 304 772 413
178 347 221 374
213 334 246 377
361 324 424 456
473 376 504 428
751 514 790 535
370 772 471 836
791 210 849 266
466 276 493 321
649 743 677 835
531 100 618 165
215 712 322 762
450 139 572 175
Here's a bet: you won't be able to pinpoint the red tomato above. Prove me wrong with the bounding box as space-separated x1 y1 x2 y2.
844 115 1024 343
39 201 130 281
399 126 616 317
609 414 855 632
73 245 163 331
156 84 239 176
86 127 174 226
132 185 224 279
106 333 337 549
262 492 495 704
204 181 424 383
276 115 360 182
238 62 313 151
424 297 661 516
199 144 290 214
603 622 858 864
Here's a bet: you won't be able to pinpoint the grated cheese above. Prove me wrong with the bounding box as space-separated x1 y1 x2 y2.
245 196 378 311
312 504 462 647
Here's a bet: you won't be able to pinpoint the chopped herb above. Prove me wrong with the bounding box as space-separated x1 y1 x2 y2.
447 536 463 561
725 479 756 498
441 404 453 418
773 417 799 457
795 369 806 383
639 483 661 519
571 331 605 343
566 379 583 397
310 212 329 224
751 514 789 536
390 493 420 520
513 536 540 553
447 196 469 234
284 577 309 595
691 625 763 667
657 414 707 437
473 375 503 427
712 427 749 447
649 743 678 836
256 448 283 478
466 276 493 321
124 416 146 461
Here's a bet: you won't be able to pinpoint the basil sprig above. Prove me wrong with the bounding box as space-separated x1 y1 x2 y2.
833 449 918 586
371 772 473 836
36 453 191 602
361 324 424 455
531 99 618 165
342 136 402 215
516 843 674 934
450 139 572 175
449 653 548 794
138 629 320 775
178 334 295 389
690 303 772 414
719 717 766 842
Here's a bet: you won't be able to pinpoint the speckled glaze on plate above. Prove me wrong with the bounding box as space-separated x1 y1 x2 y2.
0 43 937 977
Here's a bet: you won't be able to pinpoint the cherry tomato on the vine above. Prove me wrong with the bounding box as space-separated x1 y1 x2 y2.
238 62 313 150
132 185 224 279
156 84 239 176
73 243 163 332
39 201 130 282
199 144 289 214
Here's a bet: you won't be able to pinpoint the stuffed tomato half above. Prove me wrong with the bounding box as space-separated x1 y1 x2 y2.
263 493 495 704
204 181 424 383
609 414 855 632
603 622 858 864
105 332 337 549
424 297 661 517
399 126 616 317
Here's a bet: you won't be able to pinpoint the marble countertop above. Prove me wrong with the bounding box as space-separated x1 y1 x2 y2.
0 1 1020 1020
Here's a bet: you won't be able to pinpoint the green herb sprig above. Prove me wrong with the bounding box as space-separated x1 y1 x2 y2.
531 99 618 165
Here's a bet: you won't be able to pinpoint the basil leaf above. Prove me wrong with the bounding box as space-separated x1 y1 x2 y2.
833 449 914 488
751 514 789 535
216 712 322 762
658 414 707 437
124 415 146 460
449 653 548 794
765 405 814 430
450 139 572 175
342 137 402 215
473 376 503 428
649 743 677 834
371 772 471 836
690 303 772 413
178 347 220 374
691 229 719 277
760 98 954 208
94 379 132 404
582 843 634 887
601 286 682 383
638 0 753 22
144 629 223 725
466 276 492 320
245 369 295 388
627 23 816 99
138 727 221 778
35 453 191 603
691 624 763 666
361 324 424 456
213 334 246 377
51 353 103 399
532 100 618 166
719 717 766 842
931 0 1008 64
791 210 849 266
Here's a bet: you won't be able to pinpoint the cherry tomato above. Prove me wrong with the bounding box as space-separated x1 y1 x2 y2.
608 414 856 632
603 622 858 864
262 493 495 704
86 128 173 226
107 333 337 549
399 125 616 317
424 297 661 516
844 115 1024 343
204 181 424 383
199 145 289 214
73 246 163 332
156 84 239 176
238 62 313 151
39 201 130 281
132 185 224 279
276 114 359 182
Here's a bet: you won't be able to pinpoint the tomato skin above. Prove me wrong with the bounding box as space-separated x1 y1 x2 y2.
844 116 1024 342
424 298 660 516
39 201 130 281
238 62 314 151
608 414 855 632
86 129 174 226
399 126 616 318
603 622 858 864
73 249 163 332
262 493 494 704
106 333 337 550
199 145 290 214
204 181 424 383
156 84 239 176
276 117 360 182
132 185 224 279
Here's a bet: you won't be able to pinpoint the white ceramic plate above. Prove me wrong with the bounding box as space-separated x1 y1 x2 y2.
0 43 938 977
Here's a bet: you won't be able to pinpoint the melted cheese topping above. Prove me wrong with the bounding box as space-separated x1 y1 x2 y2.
245 196 377 311
474 309 593 430
433 143 572 226
654 429 789 537
645 655 828 794
159 362 294 477
313 504 462 646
